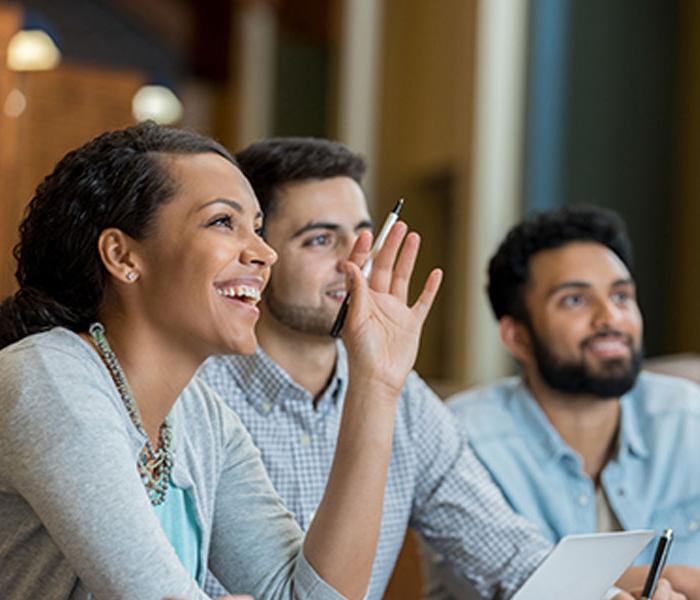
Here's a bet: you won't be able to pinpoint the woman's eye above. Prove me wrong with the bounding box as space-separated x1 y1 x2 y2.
208 215 234 229
612 291 630 304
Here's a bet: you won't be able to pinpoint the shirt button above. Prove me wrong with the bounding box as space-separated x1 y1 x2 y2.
261 402 272 414
300 434 312 446
689 520 699 532
578 494 589 506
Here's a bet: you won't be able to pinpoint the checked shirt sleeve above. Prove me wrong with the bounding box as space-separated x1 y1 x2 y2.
404 373 552 599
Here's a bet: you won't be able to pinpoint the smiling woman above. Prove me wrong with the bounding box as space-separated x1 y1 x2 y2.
0 122 442 599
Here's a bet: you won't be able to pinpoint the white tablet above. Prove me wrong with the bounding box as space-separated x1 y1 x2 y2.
513 530 655 600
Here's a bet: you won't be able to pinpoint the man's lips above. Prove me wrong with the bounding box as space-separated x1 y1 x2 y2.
581 333 633 359
325 288 347 302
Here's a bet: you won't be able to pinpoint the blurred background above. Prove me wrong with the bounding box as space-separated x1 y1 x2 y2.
1 0 700 393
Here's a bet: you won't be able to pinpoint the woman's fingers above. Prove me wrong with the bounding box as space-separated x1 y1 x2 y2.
348 229 373 269
368 221 407 293
411 268 443 324
340 261 369 328
389 231 420 302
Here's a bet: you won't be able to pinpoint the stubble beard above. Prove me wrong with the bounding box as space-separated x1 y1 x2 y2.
264 281 337 337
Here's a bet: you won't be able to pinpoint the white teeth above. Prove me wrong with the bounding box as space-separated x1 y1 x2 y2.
591 340 625 349
215 285 261 303
326 290 347 299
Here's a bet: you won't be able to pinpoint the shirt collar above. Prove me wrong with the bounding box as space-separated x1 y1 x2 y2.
618 385 649 459
511 379 579 465
512 377 649 464
224 341 348 415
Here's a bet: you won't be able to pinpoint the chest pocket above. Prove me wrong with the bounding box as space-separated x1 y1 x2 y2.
647 495 700 565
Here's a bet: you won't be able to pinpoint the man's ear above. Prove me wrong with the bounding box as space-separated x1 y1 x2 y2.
97 228 142 284
498 316 532 363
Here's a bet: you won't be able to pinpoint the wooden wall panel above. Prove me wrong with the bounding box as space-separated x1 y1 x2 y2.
0 4 23 301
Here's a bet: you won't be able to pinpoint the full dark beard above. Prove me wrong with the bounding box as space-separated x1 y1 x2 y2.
264 282 336 337
529 328 643 399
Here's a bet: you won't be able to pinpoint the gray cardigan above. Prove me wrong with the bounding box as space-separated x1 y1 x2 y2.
0 328 344 600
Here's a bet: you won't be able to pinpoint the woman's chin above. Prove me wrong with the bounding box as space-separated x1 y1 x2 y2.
225 333 258 356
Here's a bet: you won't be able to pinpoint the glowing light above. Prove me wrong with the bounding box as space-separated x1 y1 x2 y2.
7 30 61 71
3 88 27 117
132 85 184 125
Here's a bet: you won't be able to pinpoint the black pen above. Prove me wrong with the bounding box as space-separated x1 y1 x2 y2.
641 529 673 600
330 198 404 338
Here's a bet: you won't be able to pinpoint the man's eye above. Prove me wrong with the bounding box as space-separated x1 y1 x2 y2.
612 291 630 304
255 226 264 237
304 234 332 247
562 295 584 308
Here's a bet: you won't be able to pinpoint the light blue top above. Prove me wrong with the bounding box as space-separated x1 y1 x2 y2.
153 484 202 584
448 372 700 566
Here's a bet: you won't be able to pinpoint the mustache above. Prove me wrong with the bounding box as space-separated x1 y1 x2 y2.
579 329 634 350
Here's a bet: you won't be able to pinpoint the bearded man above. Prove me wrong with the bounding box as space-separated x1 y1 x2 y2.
437 206 700 598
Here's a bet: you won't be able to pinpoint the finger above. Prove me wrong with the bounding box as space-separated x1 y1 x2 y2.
368 221 408 293
653 579 686 600
348 230 373 268
411 268 443 324
340 260 369 332
389 231 420 302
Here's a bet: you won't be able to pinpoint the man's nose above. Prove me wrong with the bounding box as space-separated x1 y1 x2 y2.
335 233 361 270
592 298 623 329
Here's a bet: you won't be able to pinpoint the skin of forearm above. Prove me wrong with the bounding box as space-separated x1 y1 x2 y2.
303 380 399 600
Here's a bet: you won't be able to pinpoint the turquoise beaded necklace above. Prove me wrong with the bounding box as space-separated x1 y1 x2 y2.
89 322 174 505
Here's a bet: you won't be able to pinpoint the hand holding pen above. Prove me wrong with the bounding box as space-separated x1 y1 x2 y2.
336 213 442 398
330 199 404 337
613 530 682 600
641 530 674 600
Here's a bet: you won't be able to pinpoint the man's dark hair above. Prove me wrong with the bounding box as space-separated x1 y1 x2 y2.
0 120 235 349
235 137 366 225
487 206 634 322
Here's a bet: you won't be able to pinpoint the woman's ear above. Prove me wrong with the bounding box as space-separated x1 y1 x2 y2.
498 316 532 364
97 228 142 284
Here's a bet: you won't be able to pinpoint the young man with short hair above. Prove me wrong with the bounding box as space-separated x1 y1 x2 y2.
439 207 700 598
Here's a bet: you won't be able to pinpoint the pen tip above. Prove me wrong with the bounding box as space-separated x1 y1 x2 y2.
392 198 404 214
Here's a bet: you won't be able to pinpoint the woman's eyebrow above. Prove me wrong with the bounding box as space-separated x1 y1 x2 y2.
196 198 262 220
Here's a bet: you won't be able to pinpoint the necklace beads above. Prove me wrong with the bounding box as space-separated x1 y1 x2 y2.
89 322 174 505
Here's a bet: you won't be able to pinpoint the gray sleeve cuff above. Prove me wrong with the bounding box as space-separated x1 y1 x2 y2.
295 551 349 599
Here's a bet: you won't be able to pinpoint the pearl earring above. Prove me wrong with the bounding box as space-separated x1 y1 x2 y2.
126 271 139 282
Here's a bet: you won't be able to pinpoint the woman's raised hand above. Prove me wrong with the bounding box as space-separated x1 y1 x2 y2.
340 222 442 398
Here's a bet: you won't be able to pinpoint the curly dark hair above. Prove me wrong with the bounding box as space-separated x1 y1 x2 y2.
0 121 235 349
235 137 366 231
487 205 634 322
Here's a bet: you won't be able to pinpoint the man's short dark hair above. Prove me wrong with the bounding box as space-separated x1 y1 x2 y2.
487 206 634 322
235 137 366 225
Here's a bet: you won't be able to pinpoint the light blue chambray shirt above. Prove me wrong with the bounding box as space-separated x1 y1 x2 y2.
447 372 700 566
200 342 552 600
